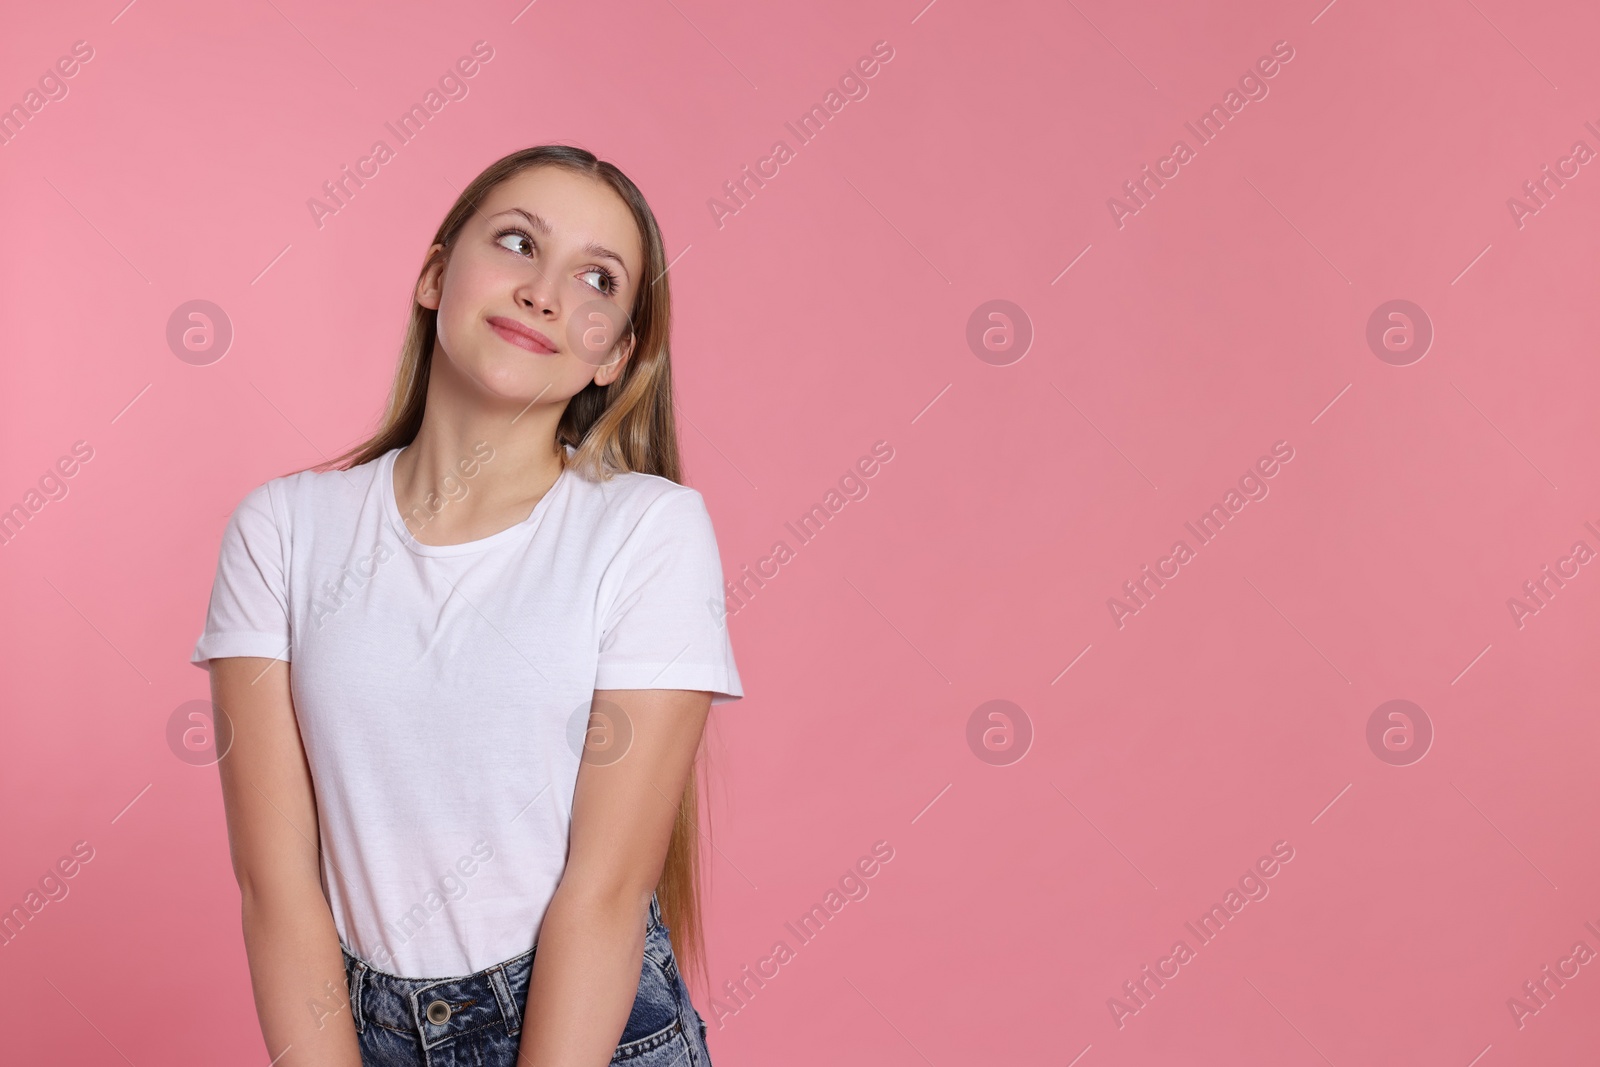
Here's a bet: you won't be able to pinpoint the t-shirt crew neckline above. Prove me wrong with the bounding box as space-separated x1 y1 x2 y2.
381 444 574 558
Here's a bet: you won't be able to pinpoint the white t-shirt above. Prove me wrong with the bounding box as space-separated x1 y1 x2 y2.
191 442 743 978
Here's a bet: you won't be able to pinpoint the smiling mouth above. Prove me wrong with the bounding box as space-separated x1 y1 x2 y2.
487 316 558 354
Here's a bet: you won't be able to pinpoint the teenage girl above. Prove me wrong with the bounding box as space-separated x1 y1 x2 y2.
192 144 743 1067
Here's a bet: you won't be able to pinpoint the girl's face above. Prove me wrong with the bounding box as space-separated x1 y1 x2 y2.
417 165 645 408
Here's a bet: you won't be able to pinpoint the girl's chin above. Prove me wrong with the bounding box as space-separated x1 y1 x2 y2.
473 368 573 406
435 348 578 405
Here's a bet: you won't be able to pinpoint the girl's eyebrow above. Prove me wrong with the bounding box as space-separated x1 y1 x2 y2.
492 207 631 283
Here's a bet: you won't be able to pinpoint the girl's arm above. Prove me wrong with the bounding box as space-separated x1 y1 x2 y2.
517 687 712 1067
211 656 363 1067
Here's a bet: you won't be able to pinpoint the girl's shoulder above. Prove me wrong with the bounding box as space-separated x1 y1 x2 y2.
569 463 705 525
225 449 390 533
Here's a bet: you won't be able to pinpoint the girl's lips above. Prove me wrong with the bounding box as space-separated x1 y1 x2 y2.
487 316 558 354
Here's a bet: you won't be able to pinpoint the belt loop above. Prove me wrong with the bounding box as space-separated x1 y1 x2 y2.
347 958 368 1034
488 964 521 1036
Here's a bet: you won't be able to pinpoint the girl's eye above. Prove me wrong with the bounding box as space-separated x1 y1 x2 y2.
494 228 533 256
580 267 619 295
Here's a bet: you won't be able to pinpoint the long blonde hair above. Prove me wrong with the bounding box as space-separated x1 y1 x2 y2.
309 144 713 986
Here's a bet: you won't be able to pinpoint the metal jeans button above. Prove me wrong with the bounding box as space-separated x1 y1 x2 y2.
425 998 452 1025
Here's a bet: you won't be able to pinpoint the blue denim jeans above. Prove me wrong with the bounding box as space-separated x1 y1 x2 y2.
340 894 711 1066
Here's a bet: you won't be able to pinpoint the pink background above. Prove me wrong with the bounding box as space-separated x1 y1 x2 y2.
3 0 1599 1063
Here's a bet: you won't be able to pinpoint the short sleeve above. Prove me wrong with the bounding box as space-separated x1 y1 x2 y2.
190 481 293 669
595 488 744 704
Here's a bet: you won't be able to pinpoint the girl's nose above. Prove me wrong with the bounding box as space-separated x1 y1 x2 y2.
517 270 559 317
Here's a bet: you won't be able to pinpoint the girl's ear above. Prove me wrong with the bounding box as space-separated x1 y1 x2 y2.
415 244 447 309
593 333 635 387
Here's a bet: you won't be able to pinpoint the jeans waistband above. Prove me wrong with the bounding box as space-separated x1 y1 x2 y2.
340 892 664 1044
